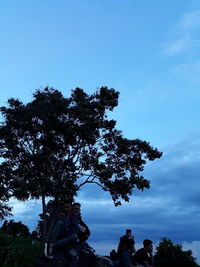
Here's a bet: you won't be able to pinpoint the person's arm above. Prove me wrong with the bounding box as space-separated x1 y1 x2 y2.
143 254 154 267
131 236 136 253
149 253 155 267
70 215 80 234
117 237 123 254
134 249 154 267
79 219 90 235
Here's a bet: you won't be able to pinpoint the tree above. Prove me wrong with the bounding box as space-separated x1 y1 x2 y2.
0 87 162 239
0 231 42 267
0 219 30 237
0 202 12 220
155 237 199 267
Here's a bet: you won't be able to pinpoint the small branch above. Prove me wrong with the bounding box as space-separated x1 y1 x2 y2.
75 174 109 193
87 180 109 191
75 174 94 191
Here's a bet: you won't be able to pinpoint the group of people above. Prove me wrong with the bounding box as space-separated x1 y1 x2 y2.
44 200 154 267
44 200 93 266
115 229 154 267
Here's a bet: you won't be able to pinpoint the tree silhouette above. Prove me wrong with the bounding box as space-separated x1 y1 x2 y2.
0 219 30 237
155 237 199 267
0 87 162 238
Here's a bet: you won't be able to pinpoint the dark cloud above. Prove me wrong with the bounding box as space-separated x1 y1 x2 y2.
77 135 200 250
7 136 200 261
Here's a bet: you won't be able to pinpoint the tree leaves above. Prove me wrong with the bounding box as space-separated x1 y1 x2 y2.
155 238 199 267
0 86 162 216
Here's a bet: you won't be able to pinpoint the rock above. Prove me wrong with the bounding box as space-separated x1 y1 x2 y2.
94 255 114 267
34 250 114 267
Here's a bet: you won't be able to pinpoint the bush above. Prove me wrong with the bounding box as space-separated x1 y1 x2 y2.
0 232 42 267
155 237 199 267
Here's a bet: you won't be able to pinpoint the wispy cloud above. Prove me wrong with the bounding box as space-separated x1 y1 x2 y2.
165 36 200 56
178 10 200 33
173 60 200 83
182 241 200 264
164 9 200 56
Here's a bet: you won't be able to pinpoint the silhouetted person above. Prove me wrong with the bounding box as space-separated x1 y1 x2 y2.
134 239 154 267
72 202 95 255
45 199 79 263
118 238 137 267
110 249 118 261
117 229 136 256
117 229 136 267
72 203 91 244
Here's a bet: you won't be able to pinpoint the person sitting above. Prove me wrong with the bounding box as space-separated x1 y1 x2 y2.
72 202 95 255
134 239 154 267
45 199 79 261
110 249 118 264
118 238 137 267
117 229 136 256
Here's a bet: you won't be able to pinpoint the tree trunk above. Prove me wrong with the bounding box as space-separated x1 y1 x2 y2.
41 193 47 243
44 197 59 243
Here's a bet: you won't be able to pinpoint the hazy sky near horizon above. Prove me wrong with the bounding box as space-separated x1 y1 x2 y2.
0 0 200 263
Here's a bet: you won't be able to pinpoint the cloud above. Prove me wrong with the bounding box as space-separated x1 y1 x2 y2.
164 9 200 56
182 241 200 264
178 10 200 33
164 36 200 56
78 134 200 260
4 134 200 263
173 60 200 83
5 198 41 231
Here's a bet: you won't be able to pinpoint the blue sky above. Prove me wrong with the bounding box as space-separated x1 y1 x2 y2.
1 0 200 263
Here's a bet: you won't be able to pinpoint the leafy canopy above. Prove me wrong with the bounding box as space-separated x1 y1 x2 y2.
0 219 30 237
0 87 162 213
155 237 199 267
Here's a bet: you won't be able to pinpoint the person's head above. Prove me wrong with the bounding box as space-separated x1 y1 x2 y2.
126 229 132 237
143 239 153 253
61 199 72 214
72 202 81 215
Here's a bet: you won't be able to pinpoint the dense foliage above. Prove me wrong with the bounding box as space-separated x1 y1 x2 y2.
155 237 199 267
0 202 12 219
0 220 42 267
0 219 30 237
0 233 42 267
0 87 162 238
